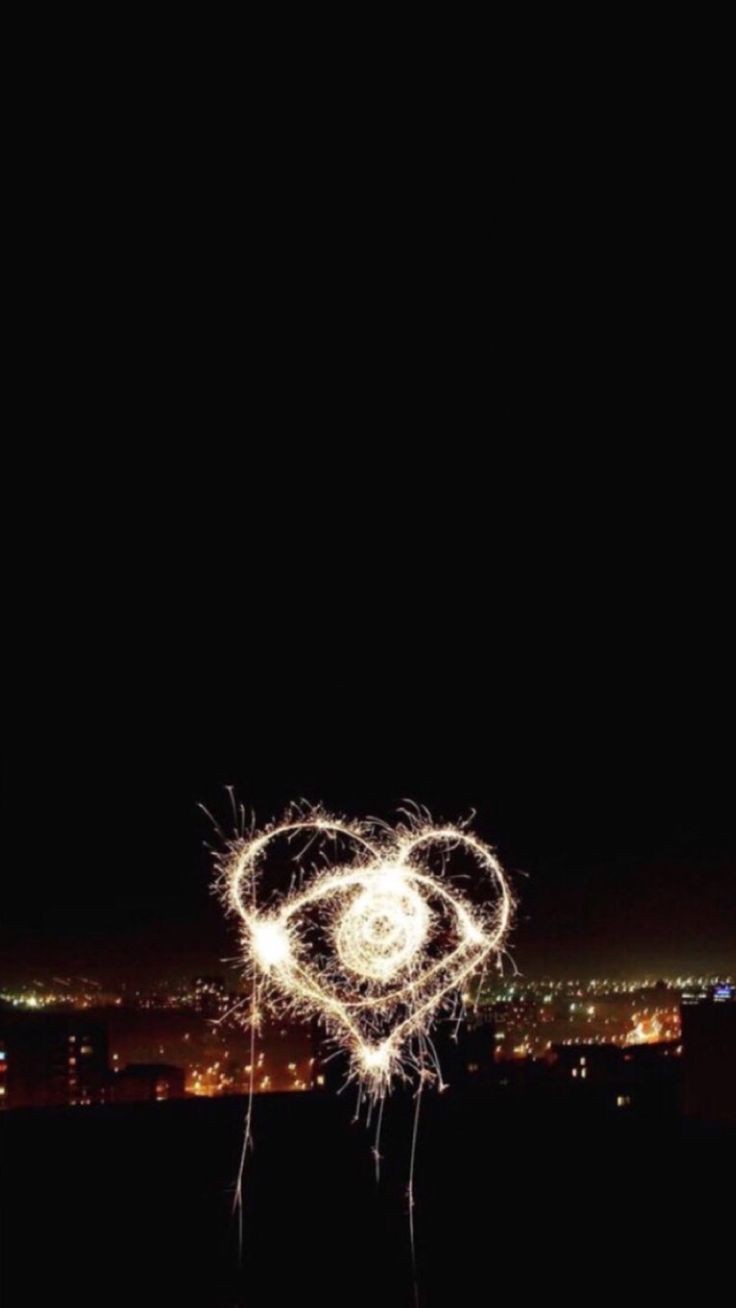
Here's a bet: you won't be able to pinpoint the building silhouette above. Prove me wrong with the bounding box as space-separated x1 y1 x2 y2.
0 1009 109 1108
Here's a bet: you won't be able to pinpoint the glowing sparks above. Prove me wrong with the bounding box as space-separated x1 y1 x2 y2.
250 918 293 971
335 872 430 982
359 1041 395 1084
220 806 513 1096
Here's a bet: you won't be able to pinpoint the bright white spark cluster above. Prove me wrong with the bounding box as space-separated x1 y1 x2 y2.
221 807 513 1096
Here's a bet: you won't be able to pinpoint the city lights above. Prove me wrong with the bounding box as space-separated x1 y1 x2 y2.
1 971 732 1111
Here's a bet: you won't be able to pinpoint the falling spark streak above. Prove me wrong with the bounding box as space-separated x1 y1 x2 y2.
233 980 256 1259
408 1077 424 1308
373 1094 386 1183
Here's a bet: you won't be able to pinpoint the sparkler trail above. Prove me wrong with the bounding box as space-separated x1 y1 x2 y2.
218 804 513 1095
216 803 514 1298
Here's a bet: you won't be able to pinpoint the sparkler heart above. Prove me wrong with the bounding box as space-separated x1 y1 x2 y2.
223 811 512 1094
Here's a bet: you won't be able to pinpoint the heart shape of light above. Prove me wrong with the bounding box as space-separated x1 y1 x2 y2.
223 810 512 1094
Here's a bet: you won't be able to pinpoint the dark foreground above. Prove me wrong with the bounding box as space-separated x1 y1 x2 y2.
1 1088 733 1307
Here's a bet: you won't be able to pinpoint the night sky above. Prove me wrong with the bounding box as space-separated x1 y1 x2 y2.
5 552 733 985
3 322 733 989
4 64 735 1308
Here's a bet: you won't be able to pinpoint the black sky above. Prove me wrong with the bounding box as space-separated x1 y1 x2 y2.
5 519 733 985
3 209 734 986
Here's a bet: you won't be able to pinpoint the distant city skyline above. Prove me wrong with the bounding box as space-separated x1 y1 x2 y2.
3 970 733 1111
